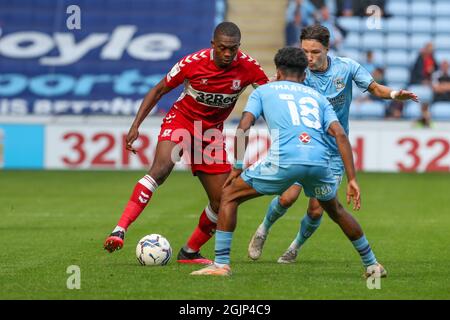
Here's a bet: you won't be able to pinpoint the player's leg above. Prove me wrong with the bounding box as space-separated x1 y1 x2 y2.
104 140 178 252
318 197 387 278
278 158 343 263
191 175 262 276
278 197 324 263
177 171 229 264
248 184 302 260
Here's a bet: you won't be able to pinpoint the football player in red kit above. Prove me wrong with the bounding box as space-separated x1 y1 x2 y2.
103 22 269 264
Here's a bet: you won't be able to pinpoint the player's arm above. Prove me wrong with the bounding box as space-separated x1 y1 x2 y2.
367 81 419 102
126 79 173 153
327 121 361 210
223 111 256 188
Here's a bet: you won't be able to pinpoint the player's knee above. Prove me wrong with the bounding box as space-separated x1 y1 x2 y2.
279 191 299 208
324 201 343 222
148 164 173 185
209 199 221 213
307 201 324 219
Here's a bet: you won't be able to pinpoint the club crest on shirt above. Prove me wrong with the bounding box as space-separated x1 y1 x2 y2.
299 132 311 144
231 79 241 91
201 79 208 85
333 77 345 90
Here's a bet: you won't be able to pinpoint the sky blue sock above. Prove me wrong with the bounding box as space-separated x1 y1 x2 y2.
294 213 323 248
215 230 233 265
262 196 288 232
352 235 377 267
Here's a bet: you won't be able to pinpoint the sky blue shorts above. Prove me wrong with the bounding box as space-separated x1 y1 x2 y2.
241 160 338 201
293 154 344 188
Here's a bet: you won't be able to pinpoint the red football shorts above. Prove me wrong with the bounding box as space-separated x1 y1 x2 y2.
158 108 231 175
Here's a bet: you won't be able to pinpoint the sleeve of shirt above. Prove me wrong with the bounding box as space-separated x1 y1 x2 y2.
164 59 188 89
251 65 270 88
321 96 339 132
349 58 374 92
244 89 263 120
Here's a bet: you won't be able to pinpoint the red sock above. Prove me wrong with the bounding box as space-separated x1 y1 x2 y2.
117 175 158 230
186 205 217 252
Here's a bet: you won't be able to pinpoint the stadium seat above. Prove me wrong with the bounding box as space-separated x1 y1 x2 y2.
386 0 409 16
386 50 412 68
340 49 361 62
337 16 361 33
342 32 360 49
411 2 433 17
362 32 384 50
434 19 450 34
410 34 432 50
358 101 386 119
403 101 422 119
431 102 450 120
385 67 410 84
386 17 409 34
434 35 450 50
388 82 408 91
386 33 409 50
410 18 433 34
435 51 450 64
408 85 434 104
434 2 450 17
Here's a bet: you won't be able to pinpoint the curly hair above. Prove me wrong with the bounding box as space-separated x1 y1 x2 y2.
274 47 308 77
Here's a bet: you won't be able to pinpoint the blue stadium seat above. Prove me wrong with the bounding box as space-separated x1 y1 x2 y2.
362 32 384 50
385 67 410 84
342 32 360 49
434 2 450 17
434 19 450 34
411 2 433 17
386 33 409 50
408 85 434 104
337 16 362 33
386 0 409 16
386 50 412 68
410 34 432 50
340 49 361 62
434 35 450 50
386 17 409 33
431 102 450 120
403 101 422 119
435 51 450 64
410 18 433 34
358 101 386 119
388 82 408 90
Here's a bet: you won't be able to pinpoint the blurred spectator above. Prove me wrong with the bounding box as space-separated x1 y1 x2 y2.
363 51 378 74
410 42 438 85
355 0 386 17
432 60 450 102
335 0 386 17
319 6 344 50
336 0 354 16
285 0 319 46
409 43 437 127
371 67 386 100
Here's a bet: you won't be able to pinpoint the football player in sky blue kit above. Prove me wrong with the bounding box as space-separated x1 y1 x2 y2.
248 25 418 269
191 46 384 277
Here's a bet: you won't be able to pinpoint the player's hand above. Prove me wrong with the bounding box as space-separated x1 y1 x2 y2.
346 179 361 211
395 90 419 102
126 126 139 154
223 168 242 188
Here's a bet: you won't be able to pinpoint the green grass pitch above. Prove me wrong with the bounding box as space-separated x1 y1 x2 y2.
1 170 449 300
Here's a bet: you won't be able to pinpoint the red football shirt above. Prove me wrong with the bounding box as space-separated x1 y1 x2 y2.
164 48 269 127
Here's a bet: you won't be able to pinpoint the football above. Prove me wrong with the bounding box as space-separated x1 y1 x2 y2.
136 234 172 266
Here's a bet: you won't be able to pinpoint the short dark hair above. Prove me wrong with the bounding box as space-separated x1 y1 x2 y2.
300 24 330 48
274 47 308 77
213 21 241 40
